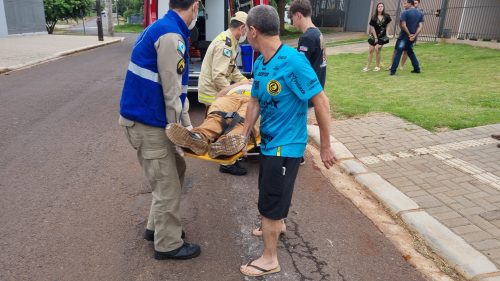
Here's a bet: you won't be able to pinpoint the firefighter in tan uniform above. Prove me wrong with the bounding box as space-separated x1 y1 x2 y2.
198 11 251 176
198 11 250 106
119 0 201 260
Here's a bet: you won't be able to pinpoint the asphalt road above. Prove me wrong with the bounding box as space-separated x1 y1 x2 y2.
0 35 428 281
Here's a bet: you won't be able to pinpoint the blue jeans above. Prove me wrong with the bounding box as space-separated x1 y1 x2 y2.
390 37 420 73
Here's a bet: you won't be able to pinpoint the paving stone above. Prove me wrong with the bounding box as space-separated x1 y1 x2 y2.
413 195 438 203
419 199 446 209
426 205 454 215
435 193 456 204
452 224 483 235
453 196 477 208
466 191 491 200
460 206 487 216
463 231 493 243
473 239 500 251
481 211 500 222
433 211 463 220
449 203 465 210
406 190 430 197
442 217 472 228
470 216 500 235
446 188 474 197
426 186 451 194
399 185 422 193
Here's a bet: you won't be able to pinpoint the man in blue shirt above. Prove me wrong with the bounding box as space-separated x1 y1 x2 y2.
239 5 336 277
118 0 201 260
390 0 424 75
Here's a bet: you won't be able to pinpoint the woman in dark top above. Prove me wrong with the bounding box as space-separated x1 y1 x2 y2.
363 2 392 72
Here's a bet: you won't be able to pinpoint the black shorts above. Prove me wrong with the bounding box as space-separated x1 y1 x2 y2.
258 155 301 220
368 37 389 46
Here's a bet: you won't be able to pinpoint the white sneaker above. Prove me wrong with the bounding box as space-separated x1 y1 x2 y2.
374 67 381 72
362 67 369 72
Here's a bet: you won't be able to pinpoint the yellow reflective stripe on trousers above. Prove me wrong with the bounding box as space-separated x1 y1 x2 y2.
198 92 216 104
277 146 281 156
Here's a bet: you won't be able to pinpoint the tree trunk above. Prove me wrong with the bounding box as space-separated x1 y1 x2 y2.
106 0 114 36
46 21 57 34
277 0 286 35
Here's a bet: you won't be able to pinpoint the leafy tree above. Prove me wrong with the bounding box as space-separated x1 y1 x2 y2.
269 0 291 34
116 0 143 19
44 0 93 34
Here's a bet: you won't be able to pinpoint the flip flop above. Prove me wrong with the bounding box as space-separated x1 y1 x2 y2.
240 260 281 277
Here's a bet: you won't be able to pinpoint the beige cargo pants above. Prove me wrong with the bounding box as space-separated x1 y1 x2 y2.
119 116 185 252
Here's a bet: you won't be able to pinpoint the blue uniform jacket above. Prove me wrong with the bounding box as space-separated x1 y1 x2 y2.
120 10 190 128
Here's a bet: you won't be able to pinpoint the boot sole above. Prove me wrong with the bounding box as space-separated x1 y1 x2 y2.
166 123 208 155
208 135 246 159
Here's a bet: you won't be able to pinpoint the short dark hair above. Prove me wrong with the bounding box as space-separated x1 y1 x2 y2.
289 0 312 18
247 5 280 36
230 19 245 28
169 0 197 10
406 0 415 5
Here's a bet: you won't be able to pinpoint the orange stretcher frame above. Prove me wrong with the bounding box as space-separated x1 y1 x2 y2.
184 135 260 165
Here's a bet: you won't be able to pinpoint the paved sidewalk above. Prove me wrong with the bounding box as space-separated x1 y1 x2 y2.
309 113 500 281
0 34 123 74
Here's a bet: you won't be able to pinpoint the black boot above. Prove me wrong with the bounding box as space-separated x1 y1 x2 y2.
219 161 247 176
154 242 201 260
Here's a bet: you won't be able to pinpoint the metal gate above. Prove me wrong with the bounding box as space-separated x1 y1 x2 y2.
310 0 348 28
383 0 500 42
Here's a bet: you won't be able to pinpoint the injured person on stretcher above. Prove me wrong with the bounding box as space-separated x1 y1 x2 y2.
166 84 259 159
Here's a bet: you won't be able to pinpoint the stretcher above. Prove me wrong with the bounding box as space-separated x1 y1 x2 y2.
184 135 260 165
182 84 259 165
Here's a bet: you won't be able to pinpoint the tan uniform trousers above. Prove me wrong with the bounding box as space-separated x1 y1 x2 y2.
120 116 185 252
193 95 259 142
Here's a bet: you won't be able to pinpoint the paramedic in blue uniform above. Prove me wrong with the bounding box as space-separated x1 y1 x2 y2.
118 0 201 260
240 5 336 277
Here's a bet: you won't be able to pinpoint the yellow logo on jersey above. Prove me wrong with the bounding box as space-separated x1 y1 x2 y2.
267 80 281 96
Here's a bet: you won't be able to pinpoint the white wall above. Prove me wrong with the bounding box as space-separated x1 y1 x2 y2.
0 0 8 37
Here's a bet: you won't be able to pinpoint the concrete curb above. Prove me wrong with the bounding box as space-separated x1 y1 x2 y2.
307 124 500 281
0 37 124 74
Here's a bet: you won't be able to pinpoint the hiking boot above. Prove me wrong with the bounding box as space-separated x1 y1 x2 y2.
166 123 208 155
144 229 185 242
491 134 500 140
208 134 246 159
219 161 247 176
411 69 421 74
154 242 201 260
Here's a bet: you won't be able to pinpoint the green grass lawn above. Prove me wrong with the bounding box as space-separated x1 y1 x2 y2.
326 43 500 131
280 24 335 41
114 23 144 33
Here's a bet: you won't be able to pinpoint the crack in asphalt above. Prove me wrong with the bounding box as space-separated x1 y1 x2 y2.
281 219 330 281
